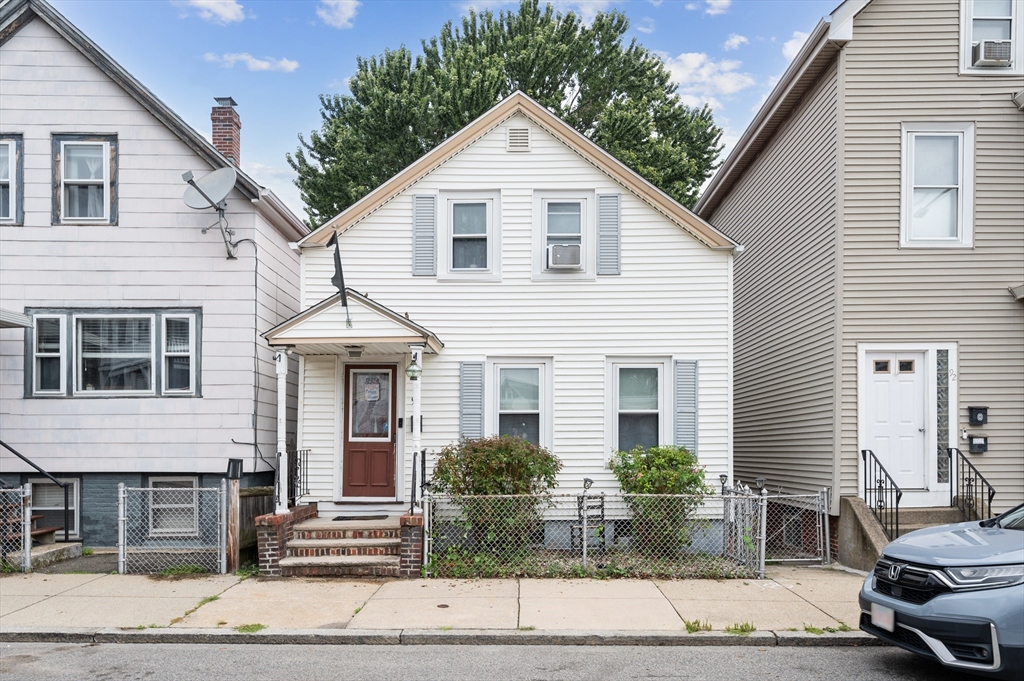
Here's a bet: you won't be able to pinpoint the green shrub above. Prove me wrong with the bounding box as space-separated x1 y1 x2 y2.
431 435 562 496
608 445 713 558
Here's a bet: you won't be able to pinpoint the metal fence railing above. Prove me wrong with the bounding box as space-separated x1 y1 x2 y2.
1 485 31 573
117 481 226 574
425 485 831 580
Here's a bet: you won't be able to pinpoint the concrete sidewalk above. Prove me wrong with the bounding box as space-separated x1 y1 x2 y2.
0 565 875 646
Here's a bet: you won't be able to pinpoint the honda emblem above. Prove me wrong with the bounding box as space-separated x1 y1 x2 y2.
888 563 903 581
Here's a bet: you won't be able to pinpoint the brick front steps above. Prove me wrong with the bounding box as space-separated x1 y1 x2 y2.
280 518 402 577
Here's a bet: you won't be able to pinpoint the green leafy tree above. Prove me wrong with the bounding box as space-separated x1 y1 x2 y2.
288 0 723 226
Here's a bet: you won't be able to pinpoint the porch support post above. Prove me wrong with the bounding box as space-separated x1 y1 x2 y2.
275 350 289 515
410 345 424 458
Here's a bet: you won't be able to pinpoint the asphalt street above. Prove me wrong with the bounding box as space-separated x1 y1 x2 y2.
0 643 966 681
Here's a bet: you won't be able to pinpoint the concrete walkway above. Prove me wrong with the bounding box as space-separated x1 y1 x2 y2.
0 566 873 646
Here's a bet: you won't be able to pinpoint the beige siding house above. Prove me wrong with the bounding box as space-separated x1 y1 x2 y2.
697 0 1023 535
266 92 738 517
0 0 306 545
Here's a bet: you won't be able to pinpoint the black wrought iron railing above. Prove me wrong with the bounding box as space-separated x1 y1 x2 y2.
0 439 70 543
286 449 309 506
410 449 428 514
949 448 996 522
862 449 902 541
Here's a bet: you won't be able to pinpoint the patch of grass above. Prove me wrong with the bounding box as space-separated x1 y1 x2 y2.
158 564 208 576
234 623 267 634
235 564 260 580
217 621 228 627
198 595 219 606
439 626 453 631
353 607 362 614
684 619 712 634
803 624 825 635
784 628 798 632
725 622 756 636
81 548 95 556
518 626 536 631
836 622 852 632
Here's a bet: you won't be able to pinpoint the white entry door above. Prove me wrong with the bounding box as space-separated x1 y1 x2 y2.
865 352 927 490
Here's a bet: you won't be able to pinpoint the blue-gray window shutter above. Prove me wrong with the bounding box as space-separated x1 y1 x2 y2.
674 360 698 454
459 362 484 438
597 193 621 275
412 195 436 276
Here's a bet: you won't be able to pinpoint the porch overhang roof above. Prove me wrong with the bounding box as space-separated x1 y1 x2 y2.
0 308 32 329
1011 284 1024 302
263 289 443 355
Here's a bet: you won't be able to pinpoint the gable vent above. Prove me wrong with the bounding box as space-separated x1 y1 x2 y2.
507 127 531 152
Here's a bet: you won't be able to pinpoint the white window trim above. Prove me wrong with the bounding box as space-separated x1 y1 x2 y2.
856 343 958 505
60 140 111 222
960 0 1024 76
0 138 14 222
605 357 673 454
532 190 597 281
28 478 79 539
148 476 199 537
438 191 501 281
161 314 196 396
73 313 156 396
485 357 553 450
900 122 975 249
32 314 67 395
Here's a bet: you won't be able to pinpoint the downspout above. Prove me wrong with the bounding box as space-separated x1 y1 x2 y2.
274 350 289 514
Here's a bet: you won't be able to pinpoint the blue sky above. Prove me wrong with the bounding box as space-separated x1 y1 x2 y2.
49 0 837 220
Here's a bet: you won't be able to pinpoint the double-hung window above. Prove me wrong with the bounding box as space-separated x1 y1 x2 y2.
441 192 500 279
149 477 199 536
28 309 199 397
901 123 975 248
608 360 670 453
961 0 1024 75
0 135 22 224
451 202 489 270
545 201 583 269
488 359 551 448
53 135 117 224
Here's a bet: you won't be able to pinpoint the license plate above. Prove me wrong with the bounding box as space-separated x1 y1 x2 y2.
871 603 895 633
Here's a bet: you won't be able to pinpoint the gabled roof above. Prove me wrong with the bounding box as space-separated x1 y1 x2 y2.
298 91 737 251
264 289 444 355
695 0 872 219
0 0 307 241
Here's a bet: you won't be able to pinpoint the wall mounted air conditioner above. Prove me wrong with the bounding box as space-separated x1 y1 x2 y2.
547 243 582 269
973 40 1013 67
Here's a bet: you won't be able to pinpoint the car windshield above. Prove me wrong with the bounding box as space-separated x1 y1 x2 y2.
995 504 1024 530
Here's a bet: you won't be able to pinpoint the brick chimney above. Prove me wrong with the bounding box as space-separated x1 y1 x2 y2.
211 97 241 165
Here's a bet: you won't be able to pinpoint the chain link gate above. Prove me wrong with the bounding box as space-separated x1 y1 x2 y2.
117 481 227 574
1 484 31 572
762 488 831 566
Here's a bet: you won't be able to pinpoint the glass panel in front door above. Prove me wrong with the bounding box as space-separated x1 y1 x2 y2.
350 370 391 439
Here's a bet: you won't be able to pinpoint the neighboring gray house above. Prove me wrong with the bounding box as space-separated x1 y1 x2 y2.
0 0 307 545
696 0 1023 559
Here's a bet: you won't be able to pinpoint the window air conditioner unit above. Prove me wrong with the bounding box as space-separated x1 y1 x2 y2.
547 243 582 269
973 40 1013 67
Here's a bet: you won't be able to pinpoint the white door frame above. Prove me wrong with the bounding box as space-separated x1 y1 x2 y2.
857 342 958 507
333 354 408 503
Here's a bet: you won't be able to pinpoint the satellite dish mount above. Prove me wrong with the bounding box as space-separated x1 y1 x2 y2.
182 168 238 259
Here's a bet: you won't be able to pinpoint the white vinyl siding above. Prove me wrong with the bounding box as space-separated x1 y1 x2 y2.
148 477 198 536
901 122 975 248
960 0 1024 75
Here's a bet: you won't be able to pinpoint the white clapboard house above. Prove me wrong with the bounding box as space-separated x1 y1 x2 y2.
265 92 738 520
0 0 306 547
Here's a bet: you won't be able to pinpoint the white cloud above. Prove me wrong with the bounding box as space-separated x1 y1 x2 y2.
684 2 699 10
704 0 731 15
647 0 664 6
636 17 655 34
783 31 809 60
180 0 245 24
661 52 756 111
317 0 360 29
723 33 748 51
204 52 299 73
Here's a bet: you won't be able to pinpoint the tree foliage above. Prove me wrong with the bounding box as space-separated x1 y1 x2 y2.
288 0 723 226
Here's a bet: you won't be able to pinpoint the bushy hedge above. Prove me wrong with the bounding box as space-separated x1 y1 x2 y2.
431 435 561 496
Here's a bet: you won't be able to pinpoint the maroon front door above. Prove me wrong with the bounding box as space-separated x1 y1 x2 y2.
342 365 397 498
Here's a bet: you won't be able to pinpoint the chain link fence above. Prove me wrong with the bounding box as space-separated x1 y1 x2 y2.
1 485 31 572
425 485 830 580
118 481 226 574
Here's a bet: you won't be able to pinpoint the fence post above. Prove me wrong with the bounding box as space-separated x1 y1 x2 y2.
117 483 126 574
823 488 832 565
219 478 228 575
22 483 32 573
581 490 588 571
422 491 432 577
758 488 768 579
227 477 240 573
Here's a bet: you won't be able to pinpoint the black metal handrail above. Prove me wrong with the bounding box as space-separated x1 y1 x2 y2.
949 448 996 522
410 448 428 514
0 438 70 543
286 449 310 506
862 449 902 541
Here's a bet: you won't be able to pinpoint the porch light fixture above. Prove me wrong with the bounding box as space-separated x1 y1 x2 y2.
227 458 244 480
345 345 363 359
755 477 766 490
719 473 728 495
405 358 422 381
583 477 594 491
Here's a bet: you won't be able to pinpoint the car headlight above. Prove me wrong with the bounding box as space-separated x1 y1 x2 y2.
944 564 1024 590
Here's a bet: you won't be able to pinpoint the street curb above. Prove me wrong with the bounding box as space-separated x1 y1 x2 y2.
0 627 885 647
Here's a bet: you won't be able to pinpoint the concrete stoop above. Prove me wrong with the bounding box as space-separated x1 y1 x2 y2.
279 518 401 577
838 498 969 571
8 542 82 570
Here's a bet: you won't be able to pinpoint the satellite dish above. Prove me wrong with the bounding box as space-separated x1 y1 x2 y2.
181 167 239 259
183 167 237 210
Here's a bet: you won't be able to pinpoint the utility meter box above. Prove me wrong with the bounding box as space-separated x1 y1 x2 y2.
969 435 988 454
968 406 988 426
